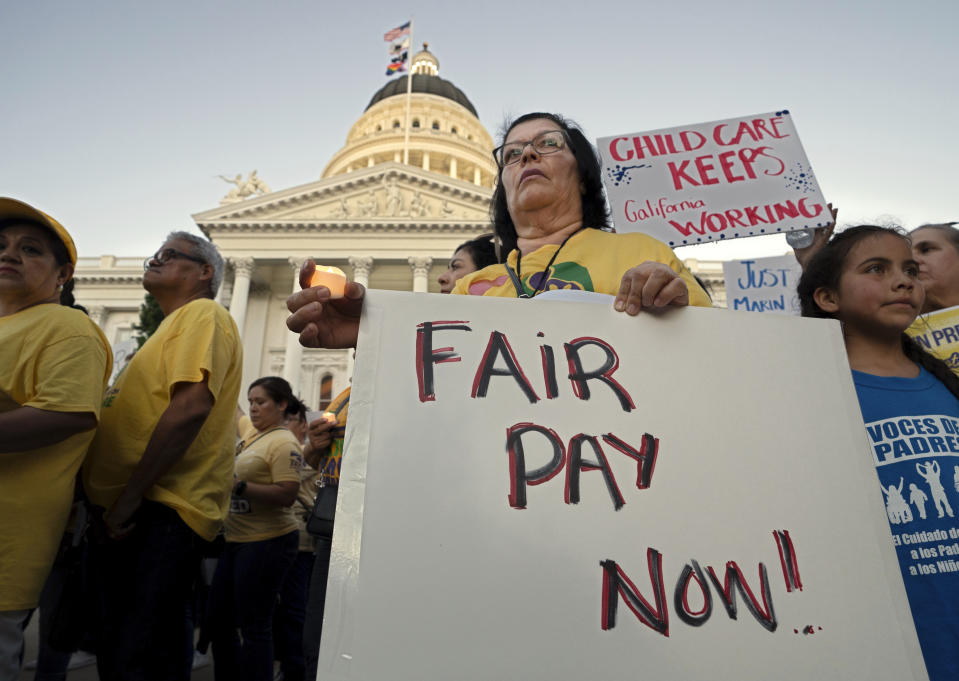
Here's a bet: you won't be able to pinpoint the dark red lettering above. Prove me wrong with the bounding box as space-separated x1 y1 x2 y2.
743 205 768 226
668 218 706 237
680 130 707 151
415 320 471 402
718 151 744 183
773 201 799 221
565 434 625 510
694 155 720 185
506 422 565 509
706 561 777 632
774 530 803 592
609 137 633 162
668 160 699 190
471 331 539 403
540 343 559 399
724 209 747 228
798 198 823 219
600 551 669 636
602 432 659 490
674 560 712 627
564 337 635 412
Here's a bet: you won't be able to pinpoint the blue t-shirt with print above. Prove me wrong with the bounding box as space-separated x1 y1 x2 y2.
853 366 959 681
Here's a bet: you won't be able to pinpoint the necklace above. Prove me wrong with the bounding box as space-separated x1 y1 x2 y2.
506 229 581 299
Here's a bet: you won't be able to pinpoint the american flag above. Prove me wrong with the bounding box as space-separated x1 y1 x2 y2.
383 21 411 42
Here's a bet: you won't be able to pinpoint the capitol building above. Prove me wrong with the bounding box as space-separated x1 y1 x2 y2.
74 45 726 409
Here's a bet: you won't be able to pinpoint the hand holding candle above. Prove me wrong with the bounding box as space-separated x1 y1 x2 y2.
309 265 347 298
287 259 365 349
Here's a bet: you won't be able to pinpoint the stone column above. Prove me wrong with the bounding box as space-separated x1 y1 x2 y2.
473 167 482 185
408 256 432 293
228 257 255 338
449 157 457 181
423 152 430 172
87 305 107 328
348 256 374 288
218 271 234 308
282 258 305 392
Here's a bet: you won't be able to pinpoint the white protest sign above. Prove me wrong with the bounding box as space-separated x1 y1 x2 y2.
109 338 138 384
597 111 830 247
722 254 804 315
320 290 926 681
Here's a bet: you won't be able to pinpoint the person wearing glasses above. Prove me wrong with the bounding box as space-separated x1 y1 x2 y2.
457 112 709 304
0 198 111 678
286 112 709 350
83 231 242 680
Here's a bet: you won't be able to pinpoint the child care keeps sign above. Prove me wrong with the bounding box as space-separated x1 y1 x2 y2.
598 111 830 247
319 290 927 681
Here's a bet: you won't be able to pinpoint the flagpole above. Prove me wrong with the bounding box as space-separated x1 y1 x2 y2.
403 17 414 166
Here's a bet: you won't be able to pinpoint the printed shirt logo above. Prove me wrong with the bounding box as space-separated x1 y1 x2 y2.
290 450 304 471
525 262 594 296
866 414 959 464
865 414 959 580
467 262 594 297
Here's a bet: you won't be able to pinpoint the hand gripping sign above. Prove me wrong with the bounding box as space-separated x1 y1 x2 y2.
598 110 831 247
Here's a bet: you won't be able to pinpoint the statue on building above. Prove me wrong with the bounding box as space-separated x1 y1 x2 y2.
441 200 455 217
218 170 271 204
330 197 352 218
383 177 403 217
407 191 430 218
357 189 379 217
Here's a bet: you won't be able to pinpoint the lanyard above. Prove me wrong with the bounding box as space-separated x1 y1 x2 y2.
505 229 580 299
237 426 285 455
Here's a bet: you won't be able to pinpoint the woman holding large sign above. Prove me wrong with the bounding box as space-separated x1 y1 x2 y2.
286 112 710 348
456 113 709 306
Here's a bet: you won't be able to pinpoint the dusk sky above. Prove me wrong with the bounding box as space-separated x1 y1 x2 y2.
2 0 955 262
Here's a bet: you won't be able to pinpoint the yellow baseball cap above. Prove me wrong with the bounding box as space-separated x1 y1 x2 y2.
0 197 77 265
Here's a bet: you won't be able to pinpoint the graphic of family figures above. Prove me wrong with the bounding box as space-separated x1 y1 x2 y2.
883 461 957 524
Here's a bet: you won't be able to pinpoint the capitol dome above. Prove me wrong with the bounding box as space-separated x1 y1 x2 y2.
321 44 497 188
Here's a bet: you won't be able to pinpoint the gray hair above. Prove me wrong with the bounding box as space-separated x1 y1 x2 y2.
167 231 224 297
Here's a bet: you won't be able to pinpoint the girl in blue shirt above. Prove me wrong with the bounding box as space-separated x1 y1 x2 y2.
798 225 959 681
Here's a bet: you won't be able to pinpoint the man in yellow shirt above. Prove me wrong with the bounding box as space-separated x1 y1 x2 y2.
84 231 242 680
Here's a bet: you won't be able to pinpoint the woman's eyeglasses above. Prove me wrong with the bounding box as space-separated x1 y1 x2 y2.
144 248 206 270
493 130 569 167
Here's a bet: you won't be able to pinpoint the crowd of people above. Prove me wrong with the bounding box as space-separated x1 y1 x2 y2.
1 110 957 680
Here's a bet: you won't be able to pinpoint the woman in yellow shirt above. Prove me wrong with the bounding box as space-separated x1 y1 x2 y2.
208 376 304 681
0 198 111 677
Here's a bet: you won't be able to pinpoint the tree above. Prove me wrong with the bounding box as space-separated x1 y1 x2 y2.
132 293 164 348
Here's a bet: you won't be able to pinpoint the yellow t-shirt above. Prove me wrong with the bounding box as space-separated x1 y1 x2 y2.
0 304 111 610
84 298 242 542
452 228 711 307
225 427 303 543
